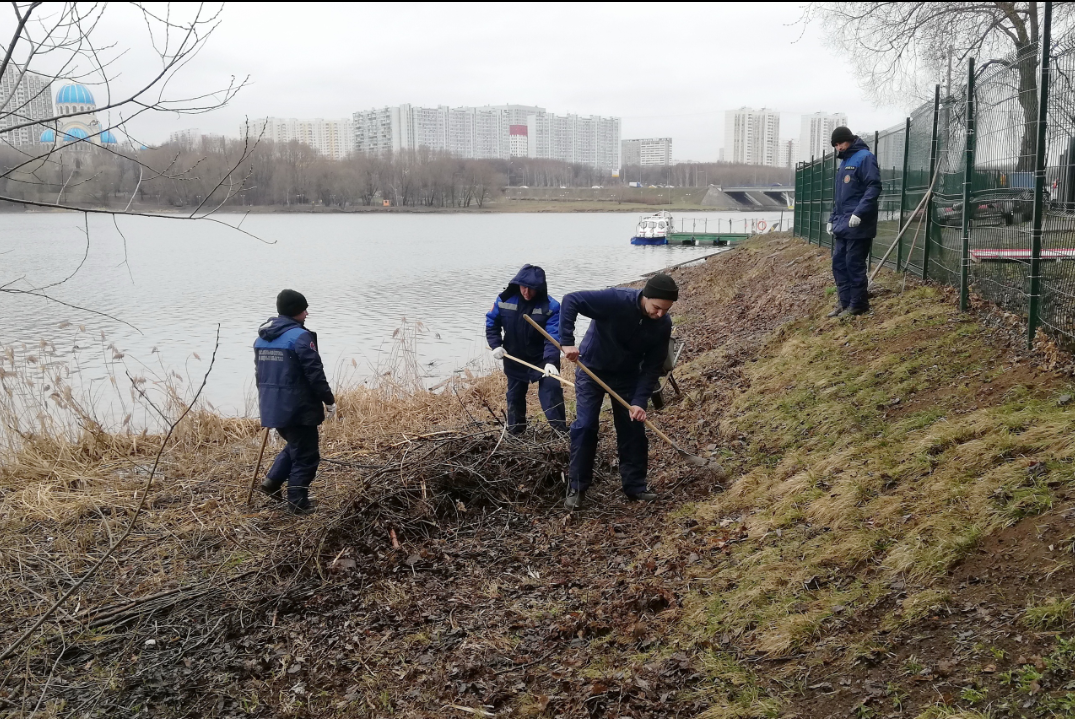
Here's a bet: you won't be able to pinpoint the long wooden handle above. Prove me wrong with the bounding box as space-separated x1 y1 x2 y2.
502 352 575 387
523 314 676 446
246 428 270 505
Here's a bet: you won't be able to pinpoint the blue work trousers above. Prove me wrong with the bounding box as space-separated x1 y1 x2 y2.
832 234 873 310
265 425 320 508
568 370 648 495
505 369 567 434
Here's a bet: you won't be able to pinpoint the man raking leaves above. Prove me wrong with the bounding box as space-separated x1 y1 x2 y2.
552 273 680 509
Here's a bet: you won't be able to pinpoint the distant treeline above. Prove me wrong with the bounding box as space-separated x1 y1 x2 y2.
0 138 794 210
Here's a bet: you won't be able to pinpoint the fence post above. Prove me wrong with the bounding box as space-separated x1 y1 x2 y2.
830 150 838 251
923 84 941 281
808 156 815 244
897 116 911 271
960 60 977 311
793 162 799 236
812 155 821 245
873 131 881 267
816 153 823 245
1028 2 1052 347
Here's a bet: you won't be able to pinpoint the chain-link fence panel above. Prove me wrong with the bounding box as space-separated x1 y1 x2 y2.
965 45 1040 318
928 86 967 289
792 25 1073 349
873 121 907 270
902 98 937 277
1042 37 1075 344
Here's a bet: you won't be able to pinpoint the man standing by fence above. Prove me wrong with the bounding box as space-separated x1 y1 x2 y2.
827 126 882 317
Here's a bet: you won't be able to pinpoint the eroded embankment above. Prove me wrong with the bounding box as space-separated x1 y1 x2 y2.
2 234 1075 719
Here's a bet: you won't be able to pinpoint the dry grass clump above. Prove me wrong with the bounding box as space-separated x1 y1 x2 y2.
0 319 533 675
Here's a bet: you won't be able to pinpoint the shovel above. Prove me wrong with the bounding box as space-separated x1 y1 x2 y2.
523 314 714 468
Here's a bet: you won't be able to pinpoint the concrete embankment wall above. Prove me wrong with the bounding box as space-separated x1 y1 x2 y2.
700 187 789 210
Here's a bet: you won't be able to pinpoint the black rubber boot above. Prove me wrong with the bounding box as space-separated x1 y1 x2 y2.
565 489 585 510
826 305 845 318
286 499 317 516
626 491 658 502
258 479 284 501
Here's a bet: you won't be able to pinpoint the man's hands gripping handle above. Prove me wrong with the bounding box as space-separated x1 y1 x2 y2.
522 315 647 423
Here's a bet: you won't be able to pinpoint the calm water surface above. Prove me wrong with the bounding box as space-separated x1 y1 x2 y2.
0 211 783 417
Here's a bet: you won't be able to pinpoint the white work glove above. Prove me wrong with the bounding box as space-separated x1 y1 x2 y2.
325 403 337 421
543 363 560 377
848 214 862 228
491 347 506 361
826 222 833 235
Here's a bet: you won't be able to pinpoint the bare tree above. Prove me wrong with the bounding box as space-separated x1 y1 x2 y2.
808 3 1075 167
0 3 258 316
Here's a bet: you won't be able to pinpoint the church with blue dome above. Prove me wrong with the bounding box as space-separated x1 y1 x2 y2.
39 83 120 148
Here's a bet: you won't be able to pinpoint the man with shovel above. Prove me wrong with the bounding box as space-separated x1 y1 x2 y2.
254 289 336 515
485 264 568 434
558 274 677 509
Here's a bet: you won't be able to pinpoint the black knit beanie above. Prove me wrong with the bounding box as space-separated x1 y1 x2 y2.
276 289 308 317
643 273 679 302
830 126 855 146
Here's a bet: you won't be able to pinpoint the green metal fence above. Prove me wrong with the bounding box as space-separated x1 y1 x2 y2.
794 13 1075 348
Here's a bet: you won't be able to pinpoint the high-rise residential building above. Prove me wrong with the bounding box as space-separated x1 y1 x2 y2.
509 125 528 157
352 104 621 172
777 138 798 168
799 111 848 162
168 128 226 151
621 138 673 167
724 108 780 166
0 65 55 147
245 117 354 160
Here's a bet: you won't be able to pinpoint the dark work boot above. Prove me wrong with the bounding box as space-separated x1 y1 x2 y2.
841 306 870 317
565 489 585 510
626 491 658 502
286 499 317 516
826 305 845 318
259 479 284 501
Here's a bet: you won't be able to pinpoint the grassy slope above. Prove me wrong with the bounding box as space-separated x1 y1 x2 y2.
659 237 1075 718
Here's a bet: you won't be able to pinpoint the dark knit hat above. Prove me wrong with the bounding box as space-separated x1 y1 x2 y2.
831 126 855 146
643 273 679 302
276 289 308 317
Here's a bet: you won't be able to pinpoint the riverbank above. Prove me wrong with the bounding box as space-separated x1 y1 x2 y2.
2 235 1074 717
2 186 789 215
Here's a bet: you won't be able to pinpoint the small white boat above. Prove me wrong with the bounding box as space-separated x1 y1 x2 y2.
630 211 674 245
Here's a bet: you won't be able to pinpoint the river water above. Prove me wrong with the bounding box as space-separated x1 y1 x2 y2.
0 210 784 419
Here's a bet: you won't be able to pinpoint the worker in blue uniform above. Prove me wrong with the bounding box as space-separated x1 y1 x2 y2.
253 289 336 515
558 273 677 509
485 264 567 434
827 126 882 317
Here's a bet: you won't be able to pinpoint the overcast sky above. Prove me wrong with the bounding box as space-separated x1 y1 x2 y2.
21 2 924 160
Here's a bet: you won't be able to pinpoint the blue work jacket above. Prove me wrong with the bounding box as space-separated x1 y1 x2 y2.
485 264 561 375
829 137 882 240
253 315 335 428
560 288 671 407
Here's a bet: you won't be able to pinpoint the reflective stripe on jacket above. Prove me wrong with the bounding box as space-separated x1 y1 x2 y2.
485 264 561 368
